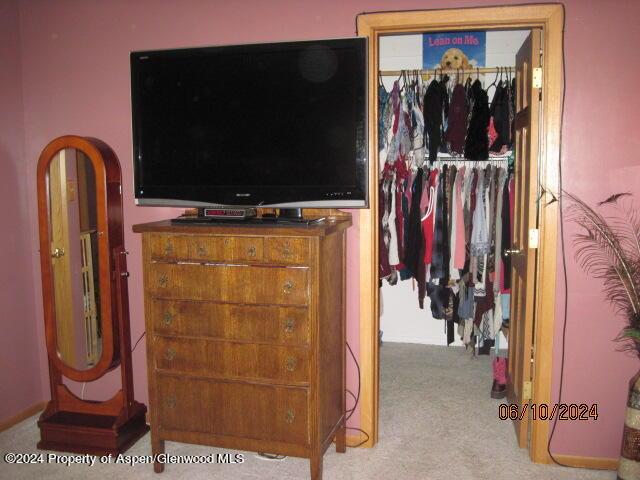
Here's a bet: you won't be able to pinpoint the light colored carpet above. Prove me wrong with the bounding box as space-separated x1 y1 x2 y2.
0 342 615 479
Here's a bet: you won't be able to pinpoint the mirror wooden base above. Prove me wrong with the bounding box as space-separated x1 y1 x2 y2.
37 401 149 456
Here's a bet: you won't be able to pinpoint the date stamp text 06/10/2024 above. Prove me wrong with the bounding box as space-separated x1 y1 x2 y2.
498 403 599 422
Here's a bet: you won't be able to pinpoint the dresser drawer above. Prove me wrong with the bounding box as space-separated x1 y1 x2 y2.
148 263 309 305
189 236 264 262
154 336 309 384
266 237 310 265
150 235 264 262
151 299 309 345
157 375 309 445
150 235 190 261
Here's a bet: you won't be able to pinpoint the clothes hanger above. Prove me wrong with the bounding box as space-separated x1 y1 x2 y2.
412 70 420 101
486 66 500 95
378 71 389 93
397 70 405 92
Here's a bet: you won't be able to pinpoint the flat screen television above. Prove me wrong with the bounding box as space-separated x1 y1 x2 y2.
130 37 368 214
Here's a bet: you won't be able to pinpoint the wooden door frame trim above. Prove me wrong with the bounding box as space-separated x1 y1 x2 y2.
356 4 564 463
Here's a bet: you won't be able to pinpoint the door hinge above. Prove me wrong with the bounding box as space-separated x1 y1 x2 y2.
533 67 542 89
528 228 539 249
522 381 532 401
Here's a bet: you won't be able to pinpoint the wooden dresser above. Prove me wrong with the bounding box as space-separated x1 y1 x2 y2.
133 216 350 479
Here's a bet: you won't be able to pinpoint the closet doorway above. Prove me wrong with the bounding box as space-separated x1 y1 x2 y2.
356 5 564 464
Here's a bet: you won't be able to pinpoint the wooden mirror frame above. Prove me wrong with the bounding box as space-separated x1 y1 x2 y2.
37 135 119 382
36 135 148 455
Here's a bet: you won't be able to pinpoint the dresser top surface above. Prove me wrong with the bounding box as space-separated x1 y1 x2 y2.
133 215 351 237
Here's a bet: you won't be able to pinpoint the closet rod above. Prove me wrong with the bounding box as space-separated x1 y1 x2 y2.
427 156 510 162
380 67 513 77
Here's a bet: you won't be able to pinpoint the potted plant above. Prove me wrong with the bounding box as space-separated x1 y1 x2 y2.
565 191 640 479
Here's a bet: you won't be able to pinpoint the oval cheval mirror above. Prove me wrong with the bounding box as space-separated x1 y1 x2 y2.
36 135 148 454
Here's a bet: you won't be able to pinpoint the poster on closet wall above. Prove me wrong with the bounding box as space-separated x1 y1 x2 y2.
422 31 486 70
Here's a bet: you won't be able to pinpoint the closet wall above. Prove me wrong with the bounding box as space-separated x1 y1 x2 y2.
379 30 528 346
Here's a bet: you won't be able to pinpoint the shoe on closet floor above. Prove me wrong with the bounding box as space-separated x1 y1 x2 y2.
491 379 507 399
491 357 507 399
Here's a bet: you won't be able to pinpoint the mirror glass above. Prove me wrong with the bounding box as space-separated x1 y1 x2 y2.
47 148 102 370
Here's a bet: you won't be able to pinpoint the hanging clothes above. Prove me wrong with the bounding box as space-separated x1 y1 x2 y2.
404 168 425 279
442 165 454 280
470 167 490 257
501 175 514 292
423 79 445 163
509 77 516 150
464 79 490 160
430 165 447 280
387 172 400 267
422 168 438 265
489 81 510 153
377 67 517 347
379 179 392 280
445 83 467 155
378 82 390 152
453 167 466 268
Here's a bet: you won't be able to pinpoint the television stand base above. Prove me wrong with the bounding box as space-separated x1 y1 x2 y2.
277 208 303 220
171 215 325 227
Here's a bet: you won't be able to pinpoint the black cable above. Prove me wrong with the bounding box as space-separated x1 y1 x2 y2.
345 341 361 422
131 331 146 353
346 427 371 448
345 388 358 416
257 452 286 460
343 340 372 448
546 3 572 469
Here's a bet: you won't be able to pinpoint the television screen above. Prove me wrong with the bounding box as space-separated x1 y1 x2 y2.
130 37 367 208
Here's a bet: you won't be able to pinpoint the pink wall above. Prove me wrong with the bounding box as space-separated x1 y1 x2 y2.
549 1 640 458
0 0 42 420
7 0 640 460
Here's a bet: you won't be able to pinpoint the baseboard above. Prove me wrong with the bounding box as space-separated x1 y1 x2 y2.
551 453 618 471
0 401 46 432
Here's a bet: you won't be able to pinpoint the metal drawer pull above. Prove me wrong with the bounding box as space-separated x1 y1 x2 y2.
164 243 174 255
285 409 295 424
504 248 523 257
283 280 295 294
284 319 295 334
247 245 257 258
166 396 177 409
285 357 297 372
158 275 168 287
165 348 176 361
282 242 292 257
163 311 174 326
197 244 206 256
